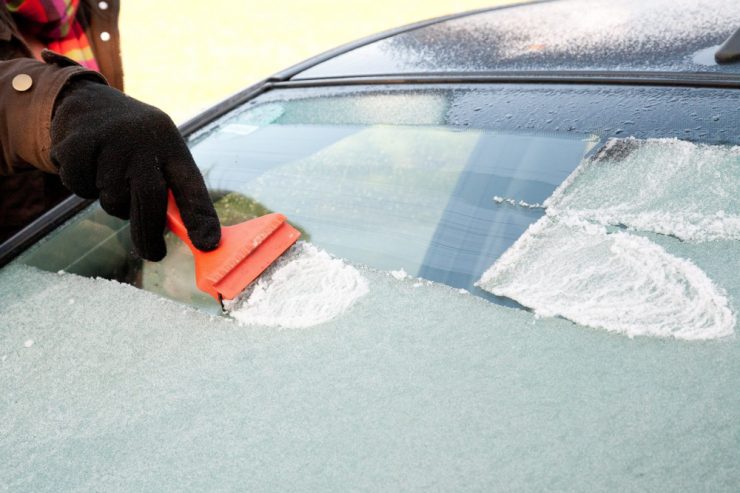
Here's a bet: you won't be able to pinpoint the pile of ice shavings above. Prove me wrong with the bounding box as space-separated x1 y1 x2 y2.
478 216 735 340
546 138 740 242
224 242 368 328
478 138 739 340
492 196 544 209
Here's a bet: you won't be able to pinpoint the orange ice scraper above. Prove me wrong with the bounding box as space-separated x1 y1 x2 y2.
166 191 300 303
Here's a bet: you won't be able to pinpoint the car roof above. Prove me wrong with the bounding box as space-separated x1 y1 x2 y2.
289 0 740 80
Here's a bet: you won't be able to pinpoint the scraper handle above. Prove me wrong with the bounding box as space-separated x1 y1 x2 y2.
165 190 195 250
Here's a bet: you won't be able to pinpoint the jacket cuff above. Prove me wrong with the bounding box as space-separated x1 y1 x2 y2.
0 55 108 174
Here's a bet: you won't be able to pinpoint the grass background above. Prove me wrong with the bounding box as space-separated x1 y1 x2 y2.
119 1 519 123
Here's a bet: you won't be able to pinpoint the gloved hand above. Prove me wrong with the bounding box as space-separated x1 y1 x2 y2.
50 79 221 261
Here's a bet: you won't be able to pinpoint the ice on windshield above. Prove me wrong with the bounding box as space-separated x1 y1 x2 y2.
546 138 740 242
478 216 735 340
224 242 368 328
478 138 739 340
2 262 740 490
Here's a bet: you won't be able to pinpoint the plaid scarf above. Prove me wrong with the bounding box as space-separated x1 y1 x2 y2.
6 0 99 70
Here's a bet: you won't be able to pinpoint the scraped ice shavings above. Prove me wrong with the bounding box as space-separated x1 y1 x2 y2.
478 138 739 340
477 216 735 340
390 268 409 280
545 138 740 242
224 242 368 328
493 196 544 209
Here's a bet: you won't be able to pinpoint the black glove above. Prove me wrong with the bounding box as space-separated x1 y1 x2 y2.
50 79 220 261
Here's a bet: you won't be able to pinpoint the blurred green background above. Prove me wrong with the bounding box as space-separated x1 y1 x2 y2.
119 1 520 123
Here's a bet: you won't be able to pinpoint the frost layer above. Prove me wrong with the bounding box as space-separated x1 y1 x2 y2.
478 217 735 340
462 0 738 66
546 139 740 242
2 263 740 491
225 242 368 328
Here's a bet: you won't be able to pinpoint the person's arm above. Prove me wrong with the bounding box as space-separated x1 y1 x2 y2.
51 74 221 261
0 51 103 175
0 50 220 261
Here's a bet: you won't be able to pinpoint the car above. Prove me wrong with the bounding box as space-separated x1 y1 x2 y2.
1 0 739 490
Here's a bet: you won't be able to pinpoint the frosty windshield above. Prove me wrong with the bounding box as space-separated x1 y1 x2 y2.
9 85 740 326
13 97 597 310
3 85 740 491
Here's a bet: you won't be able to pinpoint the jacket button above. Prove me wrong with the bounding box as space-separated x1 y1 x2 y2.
12 74 33 92
100 31 111 41
98 1 108 9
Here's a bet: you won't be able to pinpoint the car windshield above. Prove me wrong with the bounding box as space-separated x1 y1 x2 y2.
11 84 740 309
2 84 740 490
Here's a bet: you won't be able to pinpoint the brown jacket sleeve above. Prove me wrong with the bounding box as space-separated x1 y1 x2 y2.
0 53 107 176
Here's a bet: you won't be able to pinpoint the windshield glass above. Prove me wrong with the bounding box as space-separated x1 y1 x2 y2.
192 124 593 303
9 85 740 319
13 87 607 311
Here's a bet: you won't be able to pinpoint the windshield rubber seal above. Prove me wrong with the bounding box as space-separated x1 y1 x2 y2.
270 70 740 90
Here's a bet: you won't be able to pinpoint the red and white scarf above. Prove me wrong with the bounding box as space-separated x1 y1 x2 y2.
5 0 99 70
